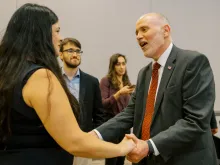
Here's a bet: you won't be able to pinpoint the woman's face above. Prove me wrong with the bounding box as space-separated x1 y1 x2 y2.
52 22 62 56
114 56 126 76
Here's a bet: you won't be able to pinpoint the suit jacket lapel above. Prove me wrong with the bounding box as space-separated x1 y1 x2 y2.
79 70 86 103
152 45 178 123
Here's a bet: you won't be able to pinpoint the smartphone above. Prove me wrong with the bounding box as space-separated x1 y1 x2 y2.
129 84 136 88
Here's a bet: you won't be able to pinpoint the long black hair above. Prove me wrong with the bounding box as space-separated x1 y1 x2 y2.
0 3 79 142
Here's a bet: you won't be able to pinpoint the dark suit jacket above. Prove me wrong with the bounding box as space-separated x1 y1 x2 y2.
211 111 218 129
78 70 104 132
97 45 218 165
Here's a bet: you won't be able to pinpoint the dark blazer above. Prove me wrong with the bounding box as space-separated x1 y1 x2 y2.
211 111 218 129
78 70 104 132
97 45 218 165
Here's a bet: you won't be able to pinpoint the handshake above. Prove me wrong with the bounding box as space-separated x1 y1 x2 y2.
89 131 149 163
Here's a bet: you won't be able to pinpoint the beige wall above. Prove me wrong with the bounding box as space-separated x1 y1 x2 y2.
0 0 220 111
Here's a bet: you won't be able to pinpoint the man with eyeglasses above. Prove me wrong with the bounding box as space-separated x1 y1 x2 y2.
59 38 105 165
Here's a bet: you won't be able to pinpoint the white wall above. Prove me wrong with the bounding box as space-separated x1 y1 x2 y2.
15 0 151 86
0 0 220 112
0 0 16 38
151 0 220 111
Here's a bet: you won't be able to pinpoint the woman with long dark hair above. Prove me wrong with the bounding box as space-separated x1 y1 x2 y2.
100 53 135 165
0 3 135 165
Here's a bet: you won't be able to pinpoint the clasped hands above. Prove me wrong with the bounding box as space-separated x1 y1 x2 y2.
125 134 149 163
89 131 149 163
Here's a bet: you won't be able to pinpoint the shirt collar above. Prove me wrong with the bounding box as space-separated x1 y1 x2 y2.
154 43 173 67
61 67 80 78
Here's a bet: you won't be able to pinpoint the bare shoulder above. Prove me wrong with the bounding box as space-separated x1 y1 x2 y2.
30 68 55 80
23 68 59 106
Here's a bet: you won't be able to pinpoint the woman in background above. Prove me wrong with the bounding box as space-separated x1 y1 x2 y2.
0 4 135 165
100 53 135 165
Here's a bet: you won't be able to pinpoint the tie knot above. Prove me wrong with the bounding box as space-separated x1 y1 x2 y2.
153 62 161 70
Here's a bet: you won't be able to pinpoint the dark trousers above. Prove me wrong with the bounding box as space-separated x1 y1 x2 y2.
105 156 125 165
105 134 126 165
104 113 130 165
105 129 129 165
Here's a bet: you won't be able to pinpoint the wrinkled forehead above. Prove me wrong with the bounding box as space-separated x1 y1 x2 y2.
136 15 163 29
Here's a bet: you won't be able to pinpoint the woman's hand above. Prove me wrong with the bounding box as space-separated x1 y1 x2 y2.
118 136 136 156
119 85 135 95
114 85 135 100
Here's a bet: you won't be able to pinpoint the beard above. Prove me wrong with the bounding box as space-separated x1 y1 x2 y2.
64 60 81 68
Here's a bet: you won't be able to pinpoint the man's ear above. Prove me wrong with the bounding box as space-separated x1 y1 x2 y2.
59 52 63 61
163 24 171 38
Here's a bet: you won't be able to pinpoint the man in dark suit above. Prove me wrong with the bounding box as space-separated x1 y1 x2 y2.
92 13 218 165
59 38 104 165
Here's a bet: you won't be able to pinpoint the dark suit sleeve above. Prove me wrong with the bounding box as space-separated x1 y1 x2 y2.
152 54 215 160
210 111 217 129
96 67 146 141
96 89 136 142
92 78 105 128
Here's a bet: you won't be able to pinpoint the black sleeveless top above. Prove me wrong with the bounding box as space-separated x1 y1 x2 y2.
0 63 73 165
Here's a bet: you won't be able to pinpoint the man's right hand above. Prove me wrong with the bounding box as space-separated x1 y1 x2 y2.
125 134 149 163
89 131 136 156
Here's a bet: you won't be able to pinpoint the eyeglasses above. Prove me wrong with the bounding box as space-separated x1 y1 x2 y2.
62 49 83 55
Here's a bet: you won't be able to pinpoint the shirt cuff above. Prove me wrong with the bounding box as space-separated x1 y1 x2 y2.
149 139 160 156
147 140 154 154
94 129 103 140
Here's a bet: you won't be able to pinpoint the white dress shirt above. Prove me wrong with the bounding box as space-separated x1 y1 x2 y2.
149 43 173 155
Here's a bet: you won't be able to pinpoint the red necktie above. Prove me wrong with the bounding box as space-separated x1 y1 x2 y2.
141 62 161 140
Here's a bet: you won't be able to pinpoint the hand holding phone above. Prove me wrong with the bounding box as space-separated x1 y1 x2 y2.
129 85 136 89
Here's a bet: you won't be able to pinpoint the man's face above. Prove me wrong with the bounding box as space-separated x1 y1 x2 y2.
60 43 81 68
136 15 165 60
